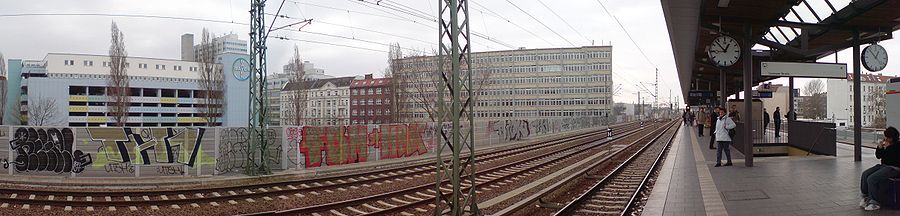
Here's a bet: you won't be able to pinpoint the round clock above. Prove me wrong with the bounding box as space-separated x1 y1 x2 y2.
707 35 741 67
862 44 888 72
232 58 251 81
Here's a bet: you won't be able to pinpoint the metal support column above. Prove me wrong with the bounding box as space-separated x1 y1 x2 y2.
853 30 862 162
247 0 270 175
788 77 794 121
720 68 726 107
434 0 479 214
742 24 754 167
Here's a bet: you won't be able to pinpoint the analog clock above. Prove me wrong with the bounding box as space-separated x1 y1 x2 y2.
707 36 741 67
232 58 251 81
862 44 888 72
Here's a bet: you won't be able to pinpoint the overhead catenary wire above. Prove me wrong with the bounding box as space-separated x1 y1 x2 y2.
273 35 386 53
536 0 592 45
0 12 424 53
505 0 576 47
469 1 556 47
266 12 436 46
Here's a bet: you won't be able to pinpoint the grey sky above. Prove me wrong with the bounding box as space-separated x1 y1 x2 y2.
0 0 897 105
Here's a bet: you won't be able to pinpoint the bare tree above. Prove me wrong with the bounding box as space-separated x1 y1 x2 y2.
107 21 130 126
0 52 7 124
868 86 886 128
800 79 826 119
28 97 59 126
286 45 307 126
402 49 493 123
198 28 224 126
386 43 408 123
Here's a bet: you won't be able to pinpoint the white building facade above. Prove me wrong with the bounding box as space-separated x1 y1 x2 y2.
827 73 894 127
280 77 355 126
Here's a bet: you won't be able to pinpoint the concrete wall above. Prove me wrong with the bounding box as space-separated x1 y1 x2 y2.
0 117 608 178
889 80 900 128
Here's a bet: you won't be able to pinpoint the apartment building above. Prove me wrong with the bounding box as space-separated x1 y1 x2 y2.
394 46 613 122
280 77 355 126
350 74 393 124
827 73 895 127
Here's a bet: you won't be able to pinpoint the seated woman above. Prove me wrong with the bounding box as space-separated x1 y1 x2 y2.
860 127 900 211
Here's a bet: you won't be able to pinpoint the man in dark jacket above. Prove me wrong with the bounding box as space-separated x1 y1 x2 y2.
708 107 718 149
763 108 770 135
773 107 782 138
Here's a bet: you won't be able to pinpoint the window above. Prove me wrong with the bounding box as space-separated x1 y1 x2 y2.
138 63 148 69
103 62 110 67
174 65 182 71
64 60 75 66
156 64 166 70
352 89 358 95
83 60 94 66
376 88 382 94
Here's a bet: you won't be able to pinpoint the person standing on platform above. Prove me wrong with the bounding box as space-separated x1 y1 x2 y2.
774 107 782 138
763 108 770 135
728 104 741 122
697 107 706 137
713 107 736 167
859 127 900 211
708 107 718 149
683 108 691 126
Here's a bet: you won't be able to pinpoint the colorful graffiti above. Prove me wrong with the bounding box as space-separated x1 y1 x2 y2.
3 127 93 174
295 123 434 168
86 128 206 174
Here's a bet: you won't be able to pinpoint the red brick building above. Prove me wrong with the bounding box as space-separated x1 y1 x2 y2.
350 74 393 124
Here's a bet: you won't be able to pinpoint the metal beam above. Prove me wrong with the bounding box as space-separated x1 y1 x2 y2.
247 0 271 176
743 24 753 167
852 30 861 162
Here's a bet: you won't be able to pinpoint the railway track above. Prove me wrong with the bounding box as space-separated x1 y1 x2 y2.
0 121 645 214
555 121 678 216
266 121 670 215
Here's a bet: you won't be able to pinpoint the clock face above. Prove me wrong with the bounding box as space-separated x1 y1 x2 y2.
707 36 741 67
862 44 888 72
232 58 251 81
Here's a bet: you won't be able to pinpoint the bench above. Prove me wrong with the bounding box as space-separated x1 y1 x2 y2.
886 178 900 208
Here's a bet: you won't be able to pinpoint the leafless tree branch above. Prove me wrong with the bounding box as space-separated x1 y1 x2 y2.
198 28 225 126
28 96 58 126
286 45 307 126
107 21 130 126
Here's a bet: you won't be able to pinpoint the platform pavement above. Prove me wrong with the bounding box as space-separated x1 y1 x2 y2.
0 124 615 188
644 124 900 216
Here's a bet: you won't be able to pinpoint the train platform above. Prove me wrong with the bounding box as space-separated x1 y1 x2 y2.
644 125 900 216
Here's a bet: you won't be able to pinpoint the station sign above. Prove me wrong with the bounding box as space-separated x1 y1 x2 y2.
752 90 773 98
761 62 847 79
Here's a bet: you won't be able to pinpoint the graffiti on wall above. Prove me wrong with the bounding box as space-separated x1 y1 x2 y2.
294 123 434 168
87 128 206 174
215 128 280 174
489 120 532 141
2 127 93 174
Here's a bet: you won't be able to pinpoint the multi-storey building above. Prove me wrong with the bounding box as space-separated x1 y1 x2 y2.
6 52 250 127
350 74 393 125
395 46 613 122
266 61 332 126
281 77 355 126
180 33 248 61
827 73 895 127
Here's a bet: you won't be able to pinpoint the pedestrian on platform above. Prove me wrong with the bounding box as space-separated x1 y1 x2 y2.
774 107 782 138
708 107 717 149
682 108 690 126
713 107 736 167
728 104 741 122
697 107 706 137
859 126 900 211
763 108 770 135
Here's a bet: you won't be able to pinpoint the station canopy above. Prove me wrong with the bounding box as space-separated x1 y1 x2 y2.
662 0 900 101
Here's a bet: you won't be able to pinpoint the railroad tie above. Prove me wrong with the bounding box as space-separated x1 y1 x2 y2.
324 181 335 185
245 198 256 203
377 200 397 208
404 195 423 201
8 194 15 199
86 206 93 212
228 200 238 205
21 204 29 209
347 206 367 214
28 194 35 200
47 195 54 201
150 205 159 210
191 203 200 208
212 192 222 197
243 189 254 194
392 198 411 204
209 202 220 206
329 209 349 216
1 203 7 208
415 208 428 212
124 196 131 201
129 206 138 211
400 212 415 216
105 196 111 201
294 193 305 198
86 196 92 202
313 182 324 187
272 186 283 191
287 185 298 190
362 203 383 211
42 205 50 210
263 196 273 201
336 179 347 184
143 196 150 201
178 194 187 199
337 187 347 192
67 196 72 201
64 206 72 211
108 206 116 211
228 191 237 196
171 204 180 209
194 193 204 198
278 195 289 200
160 195 169 200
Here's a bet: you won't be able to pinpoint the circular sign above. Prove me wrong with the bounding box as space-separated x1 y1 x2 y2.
232 58 251 81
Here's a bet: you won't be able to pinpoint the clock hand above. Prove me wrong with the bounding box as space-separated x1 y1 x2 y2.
714 40 725 52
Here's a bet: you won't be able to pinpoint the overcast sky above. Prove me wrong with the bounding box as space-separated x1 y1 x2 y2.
0 0 897 105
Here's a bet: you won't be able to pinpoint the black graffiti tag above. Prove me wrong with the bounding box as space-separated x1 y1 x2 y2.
5 128 93 174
